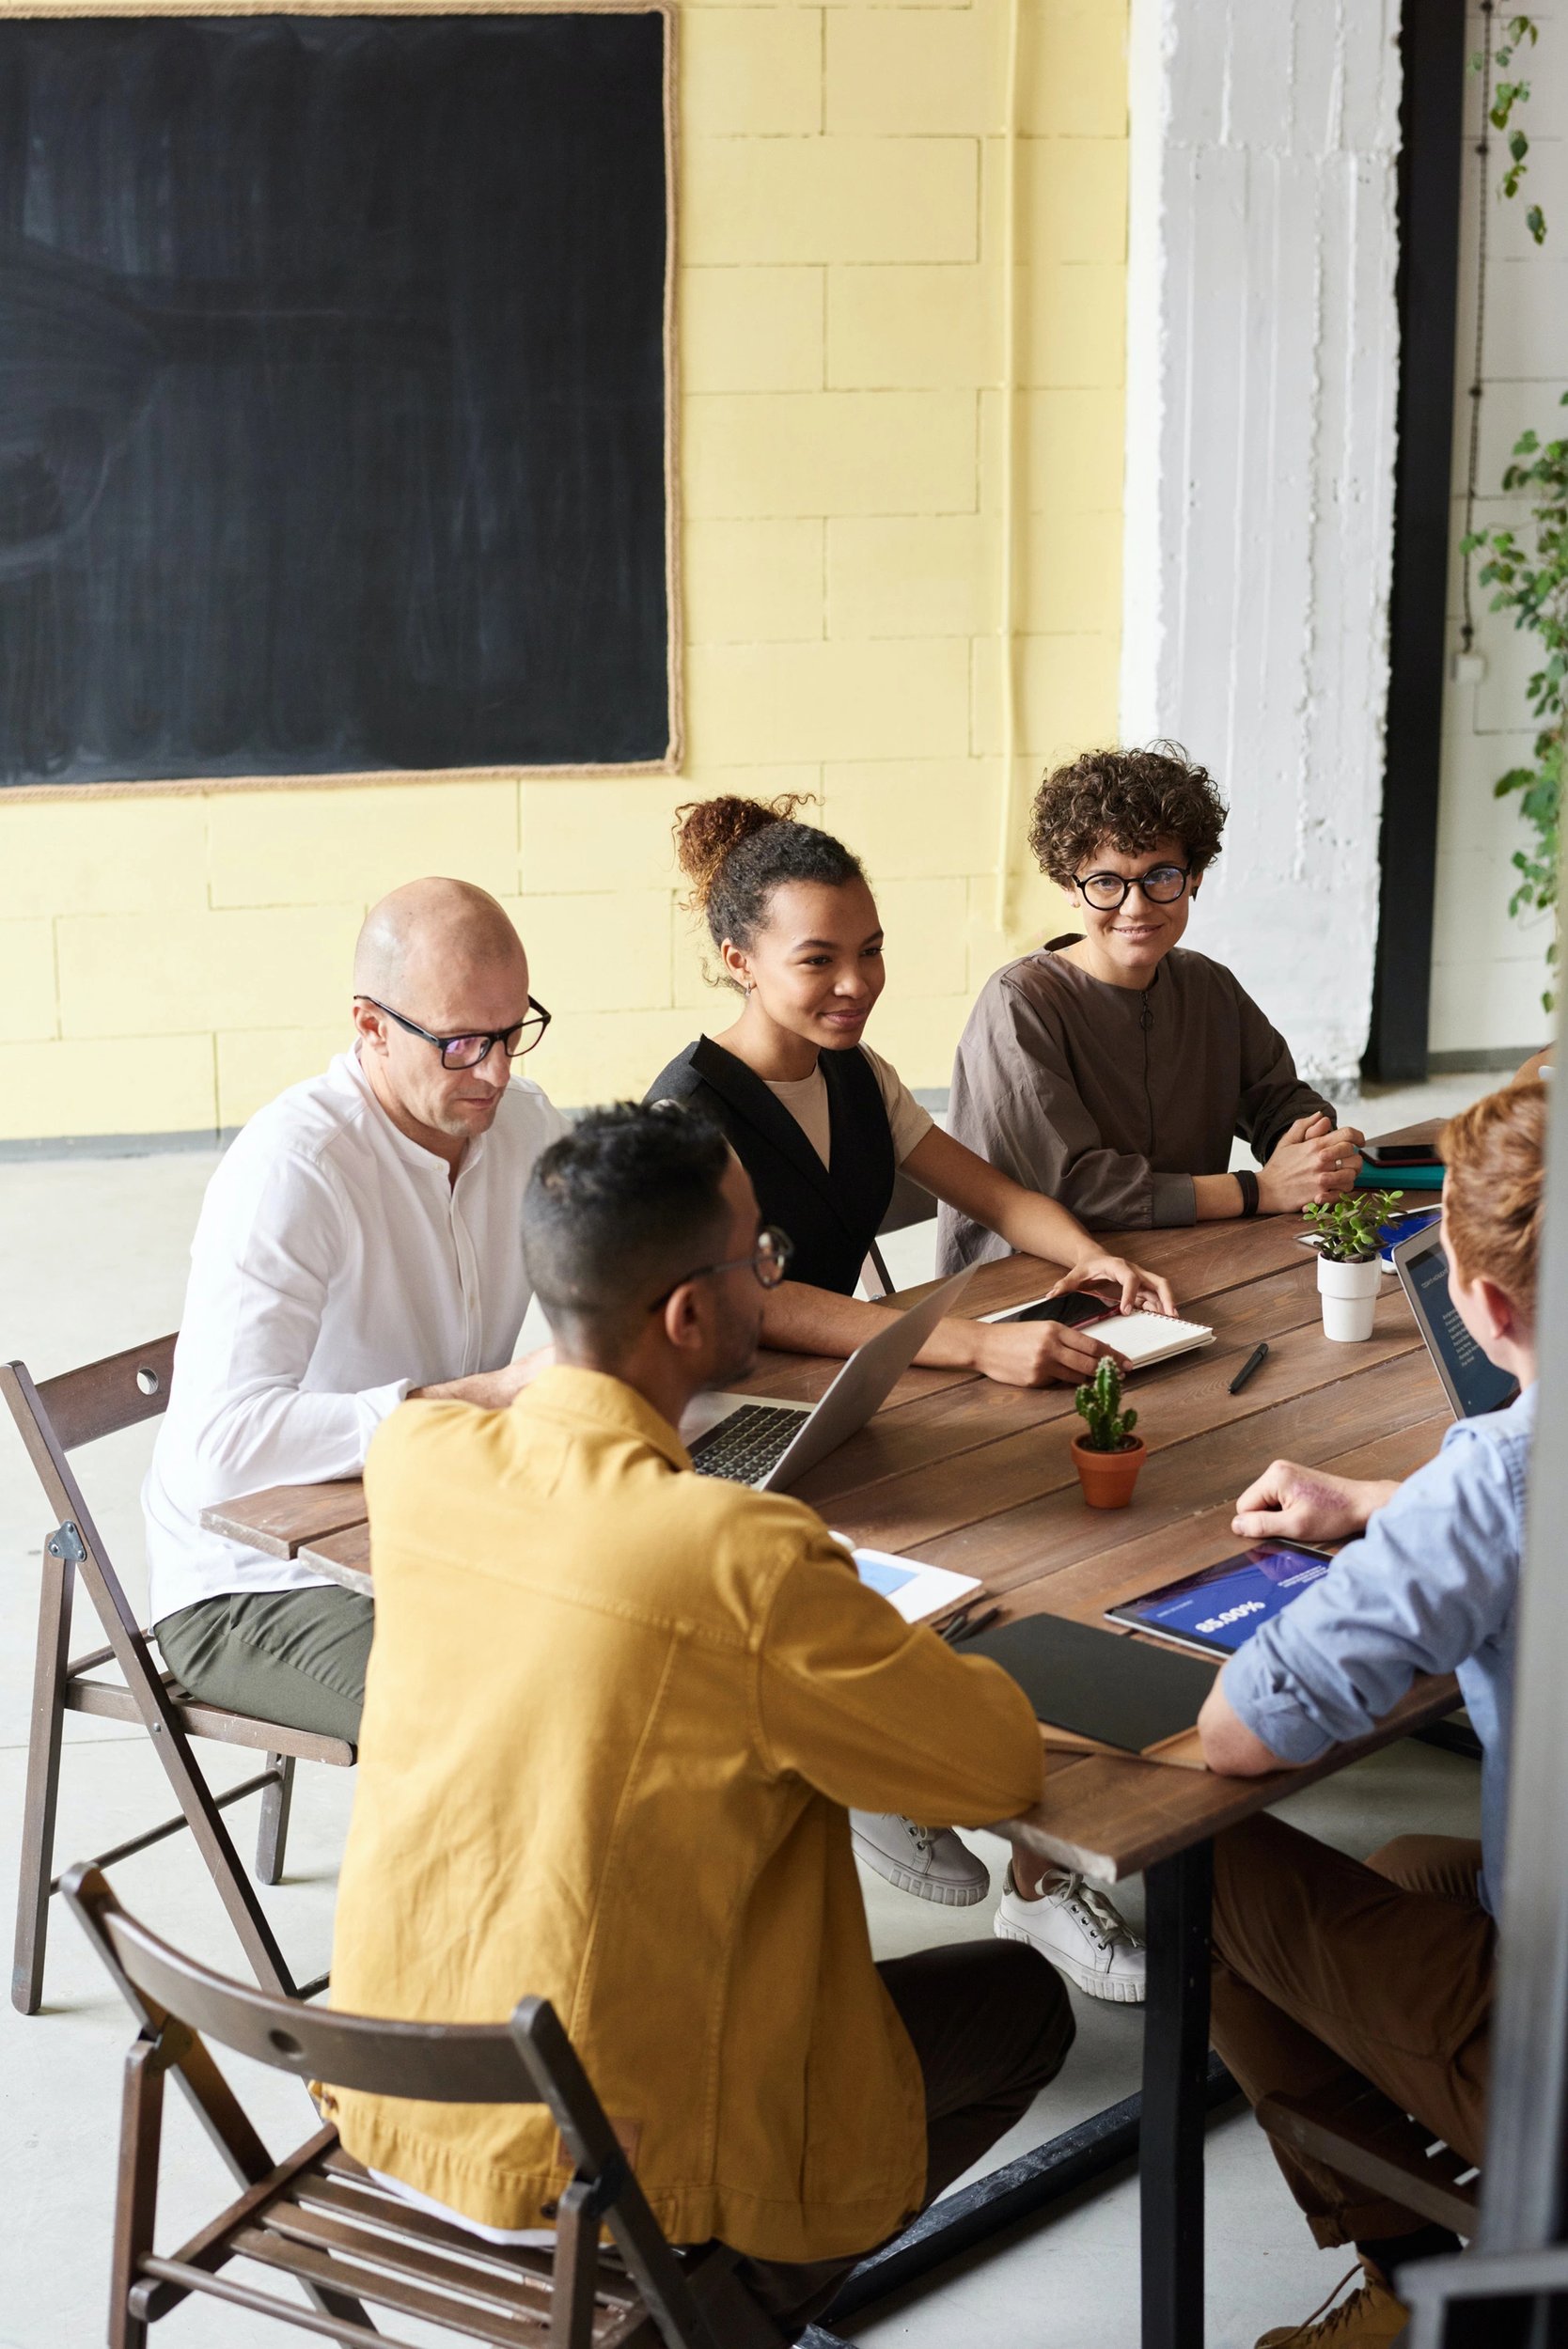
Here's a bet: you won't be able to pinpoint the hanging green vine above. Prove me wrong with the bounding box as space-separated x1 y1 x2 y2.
1483 13 1546 241
1460 10 1559 1010
1461 402 1568 1012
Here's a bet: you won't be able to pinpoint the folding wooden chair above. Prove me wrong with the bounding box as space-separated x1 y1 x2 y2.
1258 2080 1480 2239
860 1169 939 1300
65 1864 784 2349
3 1338 354 2015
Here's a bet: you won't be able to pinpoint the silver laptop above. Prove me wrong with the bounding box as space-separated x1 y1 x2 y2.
1391 1221 1519 1420
683 1263 977 1489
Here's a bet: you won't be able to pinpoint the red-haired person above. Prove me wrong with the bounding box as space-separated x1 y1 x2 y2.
647 791 1171 2000
940 744 1365 1272
1198 1081 1543 2348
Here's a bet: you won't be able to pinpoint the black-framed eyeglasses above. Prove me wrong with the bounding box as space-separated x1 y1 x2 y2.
355 995 552 1069
1074 862 1192 912
648 1226 793 1312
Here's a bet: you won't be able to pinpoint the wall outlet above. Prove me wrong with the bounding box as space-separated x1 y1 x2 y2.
1451 650 1487 685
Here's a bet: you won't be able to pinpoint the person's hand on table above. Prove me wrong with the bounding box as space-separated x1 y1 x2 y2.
1231 1457 1397 1543
971 1317 1128 1391
1257 1112 1365 1212
1051 1251 1177 1316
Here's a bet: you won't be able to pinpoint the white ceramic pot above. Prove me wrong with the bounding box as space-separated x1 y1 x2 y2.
1317 1254 1382 1343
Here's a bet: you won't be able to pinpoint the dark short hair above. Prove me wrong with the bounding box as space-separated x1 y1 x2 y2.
523 1102 733 1339
1027 744 1228 888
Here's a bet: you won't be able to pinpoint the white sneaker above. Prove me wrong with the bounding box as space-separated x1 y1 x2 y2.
849 1812 990 1907
994 1864 1146 2002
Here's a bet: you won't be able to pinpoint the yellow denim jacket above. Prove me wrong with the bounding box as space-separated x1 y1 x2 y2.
321 1367 1043 2263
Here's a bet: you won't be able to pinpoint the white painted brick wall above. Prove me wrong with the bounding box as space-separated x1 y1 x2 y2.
1429 4 1567 1057
1121 0 1403 1088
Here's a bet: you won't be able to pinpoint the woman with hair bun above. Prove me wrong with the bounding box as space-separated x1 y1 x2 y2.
646 792 1173 1998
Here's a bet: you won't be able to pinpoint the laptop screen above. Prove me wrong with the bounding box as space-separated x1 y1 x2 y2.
1394 1227 1519 1420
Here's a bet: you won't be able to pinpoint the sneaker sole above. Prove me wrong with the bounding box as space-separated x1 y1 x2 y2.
851 1837 989 1907
994 1913 1147 2002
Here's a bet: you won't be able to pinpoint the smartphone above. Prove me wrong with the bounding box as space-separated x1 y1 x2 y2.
996 1291 1107 1328
1361 1140 1442 1167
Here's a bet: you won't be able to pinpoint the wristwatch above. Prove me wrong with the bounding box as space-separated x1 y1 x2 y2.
1235 1169 1261 1218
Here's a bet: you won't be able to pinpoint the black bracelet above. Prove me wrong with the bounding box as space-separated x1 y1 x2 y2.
1235 1168 1261 1218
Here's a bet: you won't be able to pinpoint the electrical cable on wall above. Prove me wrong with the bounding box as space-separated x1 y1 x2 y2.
1460 0 1495 656
993 0 1023 933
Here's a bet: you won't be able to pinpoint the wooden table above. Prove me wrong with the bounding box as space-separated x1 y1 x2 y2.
203 1193 1459 2349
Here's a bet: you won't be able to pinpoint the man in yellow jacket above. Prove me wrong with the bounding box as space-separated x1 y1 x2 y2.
323 1101 1071 2334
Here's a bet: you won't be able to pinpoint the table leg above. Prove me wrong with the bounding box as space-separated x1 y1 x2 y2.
1141 1839 1215 2349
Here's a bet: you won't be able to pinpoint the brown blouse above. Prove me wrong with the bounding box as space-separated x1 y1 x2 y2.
936 937 1333 1266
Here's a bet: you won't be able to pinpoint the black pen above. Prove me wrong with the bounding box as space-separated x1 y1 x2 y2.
947 1605 1002 1645
1229 1341 1269 1396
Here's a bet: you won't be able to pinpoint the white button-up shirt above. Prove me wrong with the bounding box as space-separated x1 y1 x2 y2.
144 1050 567 1623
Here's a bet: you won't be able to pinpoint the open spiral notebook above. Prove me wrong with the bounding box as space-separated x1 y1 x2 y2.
979 1300 1215 1369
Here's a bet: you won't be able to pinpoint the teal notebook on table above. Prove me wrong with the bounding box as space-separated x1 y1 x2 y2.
1356 1163 1443 1191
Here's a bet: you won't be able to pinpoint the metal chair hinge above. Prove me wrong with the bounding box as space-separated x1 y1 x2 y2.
573 2152 630 2220
47 1522 86 1565
143 2014 196 2075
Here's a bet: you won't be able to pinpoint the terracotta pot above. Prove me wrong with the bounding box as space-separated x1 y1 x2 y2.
1072 1432 1147 1510
1317 1253 1382 1343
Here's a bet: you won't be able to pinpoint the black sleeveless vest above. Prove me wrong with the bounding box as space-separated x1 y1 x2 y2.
645 1036 896 1296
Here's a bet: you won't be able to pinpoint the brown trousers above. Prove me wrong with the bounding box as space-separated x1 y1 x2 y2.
1210 1813 1495 2248
726 1938 1075 2337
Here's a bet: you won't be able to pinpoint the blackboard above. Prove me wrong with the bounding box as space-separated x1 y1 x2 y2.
0 6 676 791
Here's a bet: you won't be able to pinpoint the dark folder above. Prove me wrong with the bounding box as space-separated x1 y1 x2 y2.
963 1613 1217 1763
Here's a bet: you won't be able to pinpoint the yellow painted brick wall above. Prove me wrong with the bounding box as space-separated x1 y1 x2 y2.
0 0 1128 1140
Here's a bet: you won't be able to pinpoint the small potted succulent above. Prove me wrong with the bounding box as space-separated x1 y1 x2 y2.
1303 1189 1404 1342
1072 1355 1145 1510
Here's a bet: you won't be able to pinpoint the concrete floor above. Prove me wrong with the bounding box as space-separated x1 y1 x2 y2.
0 1072 1493 2348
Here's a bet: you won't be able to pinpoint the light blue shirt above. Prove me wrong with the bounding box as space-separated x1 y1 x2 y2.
1221 1384 1535 1918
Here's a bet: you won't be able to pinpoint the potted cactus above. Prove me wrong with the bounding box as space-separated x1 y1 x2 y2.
1071 1356 1146 1510
1303 1189 1404 1342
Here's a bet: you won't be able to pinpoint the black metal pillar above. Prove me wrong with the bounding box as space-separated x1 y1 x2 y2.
1141 1840 1215 2349
1364 0 1467 1084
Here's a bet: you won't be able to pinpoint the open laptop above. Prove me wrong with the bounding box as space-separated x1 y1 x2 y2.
1391 1220 1519 1420
682 1263 977 1490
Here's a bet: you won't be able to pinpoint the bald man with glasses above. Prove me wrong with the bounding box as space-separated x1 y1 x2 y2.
146 879 567 1742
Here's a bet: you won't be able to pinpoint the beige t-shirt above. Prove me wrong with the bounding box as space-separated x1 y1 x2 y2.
765 1045 933 1168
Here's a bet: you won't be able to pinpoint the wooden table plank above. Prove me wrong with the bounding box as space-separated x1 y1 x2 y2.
740 1222 1338 1422
1371 1116 1444 1154
917 1347 1446 1588
200 1480 368 1558
1021 1414 1452 1631
1000 1675 1460 1883
792 1259 1336 1512
887 1214 1325 1322
817 1288 1426 1555
300 1521 372 1597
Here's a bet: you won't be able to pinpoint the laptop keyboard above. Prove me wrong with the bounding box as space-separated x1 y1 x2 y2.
689 1403 808 1483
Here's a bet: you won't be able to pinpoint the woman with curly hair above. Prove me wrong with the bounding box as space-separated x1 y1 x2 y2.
939 744 1365 1272
645 789 1177 1996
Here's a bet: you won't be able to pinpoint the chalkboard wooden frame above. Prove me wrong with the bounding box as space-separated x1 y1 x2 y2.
0 0 681 798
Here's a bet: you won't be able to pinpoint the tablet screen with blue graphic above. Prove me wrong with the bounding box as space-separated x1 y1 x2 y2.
1105 1543 1333 1658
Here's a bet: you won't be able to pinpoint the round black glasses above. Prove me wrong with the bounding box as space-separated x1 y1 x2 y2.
355 995 552 1069
648 1226 793 1312
1074 863 1191 912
